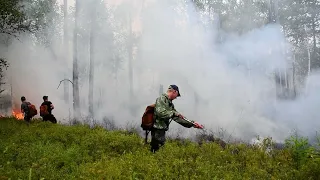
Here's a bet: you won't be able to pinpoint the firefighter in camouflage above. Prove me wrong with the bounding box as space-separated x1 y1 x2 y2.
151 85 203 153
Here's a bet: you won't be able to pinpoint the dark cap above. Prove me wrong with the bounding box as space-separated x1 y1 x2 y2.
168 85 181 97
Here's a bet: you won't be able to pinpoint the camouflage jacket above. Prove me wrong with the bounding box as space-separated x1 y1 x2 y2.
153 93 195 131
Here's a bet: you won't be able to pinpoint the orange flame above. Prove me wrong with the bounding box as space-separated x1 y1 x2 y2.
12 110 24 120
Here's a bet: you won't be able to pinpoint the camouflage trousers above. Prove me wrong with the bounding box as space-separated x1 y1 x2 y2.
150 129 166 153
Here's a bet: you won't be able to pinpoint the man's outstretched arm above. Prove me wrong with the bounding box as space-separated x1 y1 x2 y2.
172 116 195 128
171 106 204 129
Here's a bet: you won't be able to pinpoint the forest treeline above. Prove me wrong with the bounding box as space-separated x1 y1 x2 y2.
0 0 319 113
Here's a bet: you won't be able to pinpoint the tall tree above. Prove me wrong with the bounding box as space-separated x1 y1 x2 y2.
0 0 56 94
72 0 115 118
64 0 69 104
0 59 9 94
88 1 97 119
112 1 138 114
127 10 134 101
73 0 80 119
305 0 320 69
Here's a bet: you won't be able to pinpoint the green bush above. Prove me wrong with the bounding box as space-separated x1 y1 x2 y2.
0 118 320 179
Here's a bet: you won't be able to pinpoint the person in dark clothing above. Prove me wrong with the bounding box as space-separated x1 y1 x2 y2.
21 96 32 123
40 96 57 123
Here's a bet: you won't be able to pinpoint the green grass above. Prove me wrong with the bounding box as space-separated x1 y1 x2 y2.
0 118 320 180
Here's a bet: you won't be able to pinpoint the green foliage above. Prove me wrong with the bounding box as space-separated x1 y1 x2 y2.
0 0 57 90
191 0 320 83
285 134 313 168
0 0 29 36
26 0 63 47
0 0 59 44
0 58 9 94
1 118 320 179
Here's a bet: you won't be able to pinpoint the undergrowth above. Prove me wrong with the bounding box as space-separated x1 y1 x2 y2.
0 118 320 179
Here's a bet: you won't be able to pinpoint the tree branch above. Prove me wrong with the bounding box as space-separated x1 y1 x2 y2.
57 79 73 89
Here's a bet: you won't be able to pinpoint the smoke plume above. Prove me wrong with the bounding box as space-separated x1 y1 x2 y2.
1 0 318 143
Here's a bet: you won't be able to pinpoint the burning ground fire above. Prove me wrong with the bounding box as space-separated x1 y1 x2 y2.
12 109 24 120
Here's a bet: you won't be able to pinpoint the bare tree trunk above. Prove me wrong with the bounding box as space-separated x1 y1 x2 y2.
292 55 296 97
63 0 69 104
306 48 311 93
278 68 282 94
274 0 279 23
127 13 135 116
98 88 103 109
268 0 275 23
89 9 96 119
127 12 133 100
312 20 317 67
73 0 80 119
311 1 317 68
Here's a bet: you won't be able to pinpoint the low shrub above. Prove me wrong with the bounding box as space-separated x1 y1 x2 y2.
0 118 319 179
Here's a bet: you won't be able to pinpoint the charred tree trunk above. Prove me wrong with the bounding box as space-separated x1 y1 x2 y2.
63 0 69 104
73 0 80 119
89 9 96 119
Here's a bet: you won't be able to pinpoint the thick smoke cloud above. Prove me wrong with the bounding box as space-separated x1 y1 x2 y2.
2 0 318 142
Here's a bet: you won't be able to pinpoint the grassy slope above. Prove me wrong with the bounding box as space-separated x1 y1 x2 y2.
0 118 320 180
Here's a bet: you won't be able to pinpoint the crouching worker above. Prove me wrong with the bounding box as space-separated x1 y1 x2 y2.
40 96 57 124
20 96 34 124
150 85 203 153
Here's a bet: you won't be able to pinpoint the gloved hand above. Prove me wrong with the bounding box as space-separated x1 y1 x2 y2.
193 122 204 129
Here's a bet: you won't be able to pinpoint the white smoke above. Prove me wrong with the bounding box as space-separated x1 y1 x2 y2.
1 0 318 143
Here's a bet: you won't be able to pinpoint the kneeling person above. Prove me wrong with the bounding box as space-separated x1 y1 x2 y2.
21 96 32 123
40 96 57 123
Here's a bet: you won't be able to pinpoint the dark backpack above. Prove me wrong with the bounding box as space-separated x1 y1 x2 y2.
141 104 156 144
